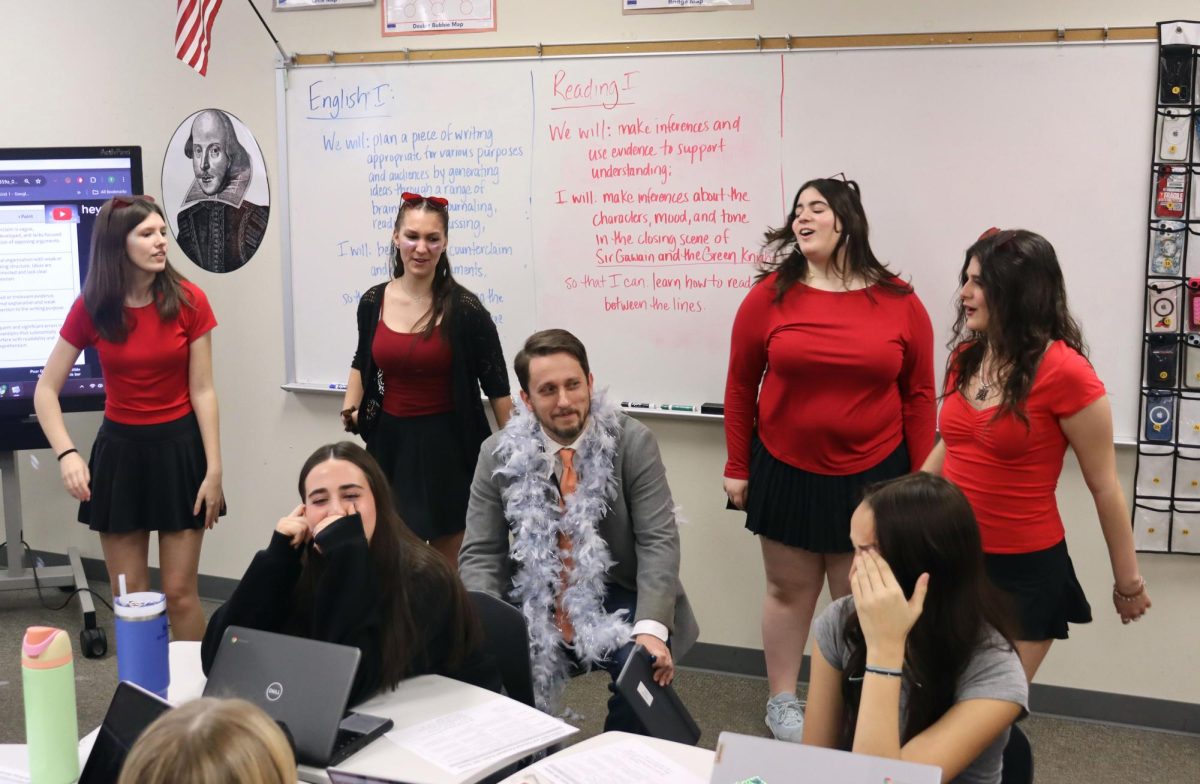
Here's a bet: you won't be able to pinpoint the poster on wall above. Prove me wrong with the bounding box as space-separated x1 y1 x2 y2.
275 0 374 9
381 0 496 35
162 109 270 274
623 0 752 12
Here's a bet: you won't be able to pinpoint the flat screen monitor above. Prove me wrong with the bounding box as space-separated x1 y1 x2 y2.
0 145 143 422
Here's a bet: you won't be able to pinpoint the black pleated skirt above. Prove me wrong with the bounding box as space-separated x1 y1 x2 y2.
985 538 1092 641
366 410 471 541
745 435 910 553
79 412 222 533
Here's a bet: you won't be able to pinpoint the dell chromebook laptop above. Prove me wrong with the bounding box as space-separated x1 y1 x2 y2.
204 626 392 767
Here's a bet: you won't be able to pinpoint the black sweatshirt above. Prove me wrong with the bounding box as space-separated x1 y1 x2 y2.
201 515 498 705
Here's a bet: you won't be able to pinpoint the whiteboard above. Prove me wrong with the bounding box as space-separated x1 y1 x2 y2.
278 42 1155 440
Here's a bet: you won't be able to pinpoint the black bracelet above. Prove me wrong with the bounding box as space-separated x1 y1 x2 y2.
56 448 78 461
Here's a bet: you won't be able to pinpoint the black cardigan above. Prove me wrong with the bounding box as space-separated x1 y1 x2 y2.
351 282 510 470
200 515 499 705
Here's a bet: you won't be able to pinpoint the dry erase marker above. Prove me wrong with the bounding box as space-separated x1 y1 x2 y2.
660 404 698 412
621 401 652 408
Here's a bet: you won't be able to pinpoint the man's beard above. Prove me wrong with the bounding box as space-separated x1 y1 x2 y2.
541 402 589 443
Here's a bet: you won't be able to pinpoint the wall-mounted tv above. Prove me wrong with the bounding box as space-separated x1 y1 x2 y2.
0 146 143 422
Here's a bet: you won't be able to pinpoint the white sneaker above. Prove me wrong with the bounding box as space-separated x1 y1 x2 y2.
765 692 804 742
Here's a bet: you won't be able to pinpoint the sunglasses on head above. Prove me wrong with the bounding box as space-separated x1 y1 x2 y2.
111 195 156 209
401 191 449 209
977 227 1019 248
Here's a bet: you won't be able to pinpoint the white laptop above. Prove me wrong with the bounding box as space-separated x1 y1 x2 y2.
710 732 941 784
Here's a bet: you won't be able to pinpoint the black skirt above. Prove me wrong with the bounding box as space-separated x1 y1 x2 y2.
366 410 472 541
80 412 221 534
985 538 1092 641
745 436 910 553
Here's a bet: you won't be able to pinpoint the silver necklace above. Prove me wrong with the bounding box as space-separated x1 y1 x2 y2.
398 281 431 304
976 356 997 401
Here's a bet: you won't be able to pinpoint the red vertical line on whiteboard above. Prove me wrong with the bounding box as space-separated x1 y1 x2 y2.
528 69 539 312
778 54 786 214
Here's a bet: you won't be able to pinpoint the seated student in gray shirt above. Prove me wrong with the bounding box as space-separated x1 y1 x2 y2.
803 473 1028 784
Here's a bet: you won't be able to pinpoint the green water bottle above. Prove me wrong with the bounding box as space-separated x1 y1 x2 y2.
22 626 79 784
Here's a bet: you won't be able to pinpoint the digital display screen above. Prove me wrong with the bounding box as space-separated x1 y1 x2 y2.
0 146 143 419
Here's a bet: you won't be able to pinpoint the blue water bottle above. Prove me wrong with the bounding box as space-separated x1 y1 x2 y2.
113 585 170 698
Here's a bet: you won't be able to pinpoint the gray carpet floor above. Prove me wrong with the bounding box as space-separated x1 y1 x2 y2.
1 584 1197 783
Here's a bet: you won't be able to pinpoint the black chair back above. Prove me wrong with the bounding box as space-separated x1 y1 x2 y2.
1001 723 1033 784
468 591 536 708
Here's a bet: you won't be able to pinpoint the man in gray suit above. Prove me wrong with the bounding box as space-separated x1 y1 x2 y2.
460 328 698 731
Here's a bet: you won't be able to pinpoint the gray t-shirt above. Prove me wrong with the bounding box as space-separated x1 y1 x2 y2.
813 596 1029 784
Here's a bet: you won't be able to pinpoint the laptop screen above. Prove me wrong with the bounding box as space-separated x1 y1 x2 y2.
79 682 172 784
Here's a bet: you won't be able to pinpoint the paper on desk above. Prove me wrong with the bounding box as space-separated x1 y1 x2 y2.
512 738 707 784
385 699 576 776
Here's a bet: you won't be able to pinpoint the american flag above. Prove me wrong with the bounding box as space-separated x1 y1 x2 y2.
175 0 224 77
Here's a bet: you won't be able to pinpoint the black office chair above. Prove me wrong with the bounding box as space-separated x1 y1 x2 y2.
1001 723 1033 784
468 591 536 708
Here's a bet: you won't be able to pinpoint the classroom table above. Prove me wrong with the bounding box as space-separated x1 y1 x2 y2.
168 641 573 784
495 731 715 783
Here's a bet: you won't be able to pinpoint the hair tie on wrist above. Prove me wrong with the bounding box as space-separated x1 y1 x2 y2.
57 448 78 461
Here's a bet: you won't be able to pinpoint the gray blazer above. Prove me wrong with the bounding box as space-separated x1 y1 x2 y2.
460 413 699 659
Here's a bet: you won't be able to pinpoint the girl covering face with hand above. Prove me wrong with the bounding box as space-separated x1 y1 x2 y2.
201 442 498 704
803 473 1027 784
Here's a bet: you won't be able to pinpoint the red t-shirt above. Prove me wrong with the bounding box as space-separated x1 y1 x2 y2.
940 341 1106 554
724 273 936 477
374 323 454 417
59 281 216 425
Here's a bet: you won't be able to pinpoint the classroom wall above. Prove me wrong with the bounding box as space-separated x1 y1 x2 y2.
4 0 1198 706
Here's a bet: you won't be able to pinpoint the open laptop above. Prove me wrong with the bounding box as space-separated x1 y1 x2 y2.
615 644 702 745
710 732 941 784
79 681 173 784
203 626 393 767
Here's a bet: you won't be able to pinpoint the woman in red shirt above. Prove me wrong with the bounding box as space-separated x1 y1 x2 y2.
341 193 512 569
924 228 1151 680
724 177 936 741
34 196 223 641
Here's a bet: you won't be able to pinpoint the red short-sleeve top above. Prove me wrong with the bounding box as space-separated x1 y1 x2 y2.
59 281 216 425
940 340 1106 554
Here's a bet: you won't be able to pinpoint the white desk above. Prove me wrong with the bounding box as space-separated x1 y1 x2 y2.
496 732 715 783
169 641 574 784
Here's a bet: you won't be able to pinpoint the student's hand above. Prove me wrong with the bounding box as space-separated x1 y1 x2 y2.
851 549 928 664
312 503 356 553
723 476 748 510
1113 579 1152 625
59 451 91 501
275 504 311 548
635 634 675 686
194 472 224 529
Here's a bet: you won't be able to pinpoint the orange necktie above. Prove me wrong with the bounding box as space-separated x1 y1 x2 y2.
555 448 577 643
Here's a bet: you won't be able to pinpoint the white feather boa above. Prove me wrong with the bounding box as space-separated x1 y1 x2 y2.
492 392 632 713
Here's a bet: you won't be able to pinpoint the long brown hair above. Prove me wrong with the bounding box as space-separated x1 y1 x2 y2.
390 197 468 341
839 474 1016 747
758 178 910 301
83 196 190 342
946 229 1087 424
294 442 480 690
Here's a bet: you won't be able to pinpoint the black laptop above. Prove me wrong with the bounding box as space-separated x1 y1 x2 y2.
204 626 393 767
615 644 702 745
79 681 173 784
